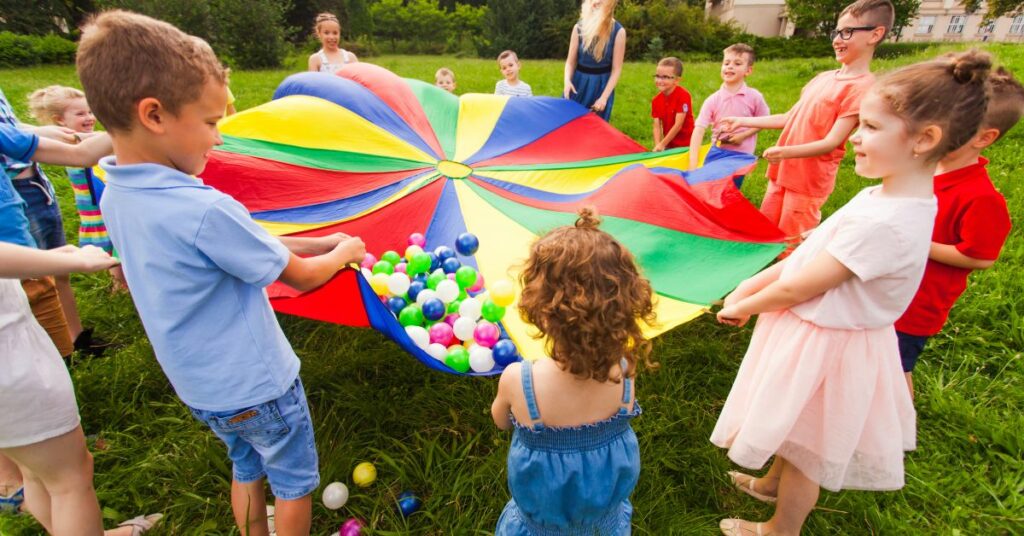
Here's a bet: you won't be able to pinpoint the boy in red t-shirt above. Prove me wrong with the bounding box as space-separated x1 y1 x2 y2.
651 57 693 152
895 67 1023 397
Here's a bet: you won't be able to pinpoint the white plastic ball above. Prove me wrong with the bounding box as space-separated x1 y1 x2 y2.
469 345 496 373
404 325 430 349
361 267 373 280
459 297 482 321
386 272 411 297
453 316 477 341
426 343 448 361
322 481 349 510
415 289 438 306
435 279 460 303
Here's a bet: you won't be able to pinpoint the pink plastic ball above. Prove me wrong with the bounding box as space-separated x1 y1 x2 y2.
429 322 455 346
339 518 365 536
408 233 426 247
395 262 407 273
444 313 460 326
360 253 377 270
469 272 485 293
473 321 500 348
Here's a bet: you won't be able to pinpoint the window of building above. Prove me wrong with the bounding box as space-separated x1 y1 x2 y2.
1011 15 1024 35
917 15 936 34
947 15 966 34
979 21 995 34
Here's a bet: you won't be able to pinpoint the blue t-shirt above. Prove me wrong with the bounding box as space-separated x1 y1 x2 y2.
0 124 38 247
98 157 299 411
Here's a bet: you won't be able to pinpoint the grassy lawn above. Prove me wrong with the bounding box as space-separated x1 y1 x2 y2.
1 44 1022 535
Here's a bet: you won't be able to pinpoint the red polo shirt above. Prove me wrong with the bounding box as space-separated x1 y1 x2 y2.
651 85 694 149
895 158 1012 336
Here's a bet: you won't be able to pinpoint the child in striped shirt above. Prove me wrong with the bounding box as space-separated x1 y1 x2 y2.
495 50 533 97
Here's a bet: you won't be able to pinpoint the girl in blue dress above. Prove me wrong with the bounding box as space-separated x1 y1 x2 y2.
563 0 627 121
491 207 655 535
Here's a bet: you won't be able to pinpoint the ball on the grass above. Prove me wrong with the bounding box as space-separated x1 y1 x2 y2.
397 490 422 518
492 339 519 366
339 518 365 536
322 482 349 510
455 232 479 256
352 462 376 487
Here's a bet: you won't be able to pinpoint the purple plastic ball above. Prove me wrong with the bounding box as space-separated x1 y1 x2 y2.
339 518 365 536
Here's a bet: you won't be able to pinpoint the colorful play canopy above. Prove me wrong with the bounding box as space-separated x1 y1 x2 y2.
198 63 785 375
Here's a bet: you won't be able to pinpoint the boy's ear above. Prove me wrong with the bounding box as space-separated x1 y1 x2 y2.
136 97 167 134
869 26 885 45
973 126 1001 150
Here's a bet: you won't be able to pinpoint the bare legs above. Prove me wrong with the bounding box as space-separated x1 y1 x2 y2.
231 478 311 536
725 458 820 536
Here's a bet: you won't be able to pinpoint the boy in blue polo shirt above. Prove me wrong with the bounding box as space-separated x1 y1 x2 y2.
77 11 366 535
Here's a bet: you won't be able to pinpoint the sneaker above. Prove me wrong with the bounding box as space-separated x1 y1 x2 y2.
0 486 24 515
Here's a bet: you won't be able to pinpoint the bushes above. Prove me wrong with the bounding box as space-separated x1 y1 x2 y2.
212 0 292 69
0 32 77 68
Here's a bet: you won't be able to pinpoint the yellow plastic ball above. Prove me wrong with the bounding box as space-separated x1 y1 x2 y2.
490 279 515 307
352 462 377 488
404 245 424 262
369 273 390 296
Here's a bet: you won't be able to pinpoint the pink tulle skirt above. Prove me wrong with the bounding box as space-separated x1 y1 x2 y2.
710 310 916 492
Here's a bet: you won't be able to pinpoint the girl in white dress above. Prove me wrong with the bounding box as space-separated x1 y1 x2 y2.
307 12 359 74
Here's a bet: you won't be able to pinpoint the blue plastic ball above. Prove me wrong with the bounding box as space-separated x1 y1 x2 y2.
397 491 421 518
421 298 446 321
407 280 426 302
441 257 462 274
413 272 428 284
427 252 441 271
455 233 480 256
492 339 519 366
434 246 456 262
387 296 408 316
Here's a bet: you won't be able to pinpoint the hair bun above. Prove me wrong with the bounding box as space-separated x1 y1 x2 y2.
949 49 992 85
575 206 601 229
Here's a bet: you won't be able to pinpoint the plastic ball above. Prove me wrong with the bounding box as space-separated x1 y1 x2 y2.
444 313 460 326
455 266 478 289
322 482 349 510
381 250 402 266
473 321 500 348
339 518 365 536
434 245 456 262
426 343 447 361
435 279 460 303
415 289 438 306
408 252 432 275
387 296 408 316
404 325 430 349
408 232 426 247
421 298 446 321
492 339 519 366
441 257 462 274
407 280 426 302
445 346 470 373
459 297 482 321
452 316 477 341
490 279 515 307
426 270 446 290
481 299 506 322
446 299 462 314
394 262 407 274
369 273 390 296
371 260 394 276
427 252 440 271
428 322 455 346
455 232 480 256
352 462 377 487
386 273 411 297
468 272 485 293
469 345 496 372
447 273 456 281
398 305 424 327
360 253 377 270
396 491 422 518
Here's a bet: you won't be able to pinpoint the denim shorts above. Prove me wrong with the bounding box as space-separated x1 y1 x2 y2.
13 171 67 250
188 377 320 500
896 331 930 373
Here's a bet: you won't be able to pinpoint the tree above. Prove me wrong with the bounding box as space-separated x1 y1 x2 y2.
785 0 921 39
962 0 1024 20
484 0 577 58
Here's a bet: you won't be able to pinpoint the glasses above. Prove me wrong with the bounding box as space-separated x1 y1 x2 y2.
653 74 677 81
830 26 878 40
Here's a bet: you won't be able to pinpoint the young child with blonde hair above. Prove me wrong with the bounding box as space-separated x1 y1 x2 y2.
435 67 456 93
712 50 993 536
491 207 655 534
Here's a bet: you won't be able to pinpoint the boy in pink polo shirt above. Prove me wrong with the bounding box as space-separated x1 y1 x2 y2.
688 43 770 188
719 0 893 254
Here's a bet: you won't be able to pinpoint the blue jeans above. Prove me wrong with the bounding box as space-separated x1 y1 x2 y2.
188 377 319 499
12 171 66 250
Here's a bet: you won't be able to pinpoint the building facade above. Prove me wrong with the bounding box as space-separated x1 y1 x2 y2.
705 0 795 38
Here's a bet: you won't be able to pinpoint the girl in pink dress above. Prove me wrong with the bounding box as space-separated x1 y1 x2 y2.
711 50 994 536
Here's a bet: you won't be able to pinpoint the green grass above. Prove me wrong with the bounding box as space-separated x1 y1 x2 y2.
2 44 1023 535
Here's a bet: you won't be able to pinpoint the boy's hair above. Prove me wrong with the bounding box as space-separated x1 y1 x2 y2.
658 57 683 77
314 12 340 34
27 85 85 125
724 43 756 65
518 207 657 383
875 49 991 161
839 0 895 37
435 67 455 81
984 66 1024 140
77 10 226 134
497 50 519 65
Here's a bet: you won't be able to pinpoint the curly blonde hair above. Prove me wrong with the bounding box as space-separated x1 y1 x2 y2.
27 85 85 125
518 207 657 383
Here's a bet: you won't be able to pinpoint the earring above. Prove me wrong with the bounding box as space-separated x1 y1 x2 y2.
912 152 919 159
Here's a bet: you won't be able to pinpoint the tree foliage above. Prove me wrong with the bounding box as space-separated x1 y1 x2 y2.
484 0 578 59
785 0 921 39
962 0 1024 20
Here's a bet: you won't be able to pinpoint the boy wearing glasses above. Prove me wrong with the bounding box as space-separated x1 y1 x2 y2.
651 57 694 152
719 0 893 255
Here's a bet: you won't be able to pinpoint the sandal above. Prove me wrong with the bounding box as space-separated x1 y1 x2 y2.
116 513 163 536
728 471 777 503
0 486 24 514
267 504 275 536
720 518 764 536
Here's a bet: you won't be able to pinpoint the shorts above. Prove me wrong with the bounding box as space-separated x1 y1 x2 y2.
13 171 67 250
188 377 319 500
896 331 930 373
21 277 73 357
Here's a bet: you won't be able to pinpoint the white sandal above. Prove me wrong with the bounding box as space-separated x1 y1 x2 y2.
728 471 778 503
720 518 764 536
116 513 163 536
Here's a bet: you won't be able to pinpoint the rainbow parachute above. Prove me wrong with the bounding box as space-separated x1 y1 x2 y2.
197 63 785 375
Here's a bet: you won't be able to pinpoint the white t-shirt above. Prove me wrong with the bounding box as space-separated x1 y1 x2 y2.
495 79 533 97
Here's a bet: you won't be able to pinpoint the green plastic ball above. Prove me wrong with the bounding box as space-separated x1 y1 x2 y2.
427 270 446 290
381 250 402 266
372 260 394 276
480 299 506 322
398 304 424 327
445 346 470 373
455 266 478 289
408 252 432 275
